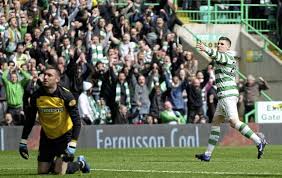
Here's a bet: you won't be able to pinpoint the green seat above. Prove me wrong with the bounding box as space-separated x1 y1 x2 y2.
199 5 214 23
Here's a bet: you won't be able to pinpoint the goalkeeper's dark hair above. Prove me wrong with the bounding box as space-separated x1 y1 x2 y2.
44 65 61 77
219 36 231 47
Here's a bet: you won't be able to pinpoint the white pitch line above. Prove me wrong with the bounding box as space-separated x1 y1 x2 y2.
1 168 282 176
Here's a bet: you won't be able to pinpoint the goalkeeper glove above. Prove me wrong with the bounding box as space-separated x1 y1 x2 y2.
62 140 77 162
19 139 29 160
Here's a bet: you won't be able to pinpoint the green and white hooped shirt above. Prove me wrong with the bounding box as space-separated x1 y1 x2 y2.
205 47 239 99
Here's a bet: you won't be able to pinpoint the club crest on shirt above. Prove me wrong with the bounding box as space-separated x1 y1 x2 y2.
69 99 76 106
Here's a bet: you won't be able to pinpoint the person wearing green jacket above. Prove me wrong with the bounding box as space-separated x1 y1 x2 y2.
160 101 186 124
2 62 31 125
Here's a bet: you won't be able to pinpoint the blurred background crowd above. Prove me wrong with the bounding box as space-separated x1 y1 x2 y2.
0 0 272 126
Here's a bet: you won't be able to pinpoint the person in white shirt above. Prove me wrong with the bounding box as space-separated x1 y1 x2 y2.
77 81 99 125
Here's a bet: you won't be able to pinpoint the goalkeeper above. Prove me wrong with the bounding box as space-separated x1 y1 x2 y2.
19 67 90 174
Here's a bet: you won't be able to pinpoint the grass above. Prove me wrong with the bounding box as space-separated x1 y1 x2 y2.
0 145 282 178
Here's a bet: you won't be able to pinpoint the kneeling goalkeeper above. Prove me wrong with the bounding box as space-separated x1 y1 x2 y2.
19 66 90 175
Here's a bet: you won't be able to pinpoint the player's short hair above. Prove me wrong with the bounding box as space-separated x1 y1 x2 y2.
219 36 231 47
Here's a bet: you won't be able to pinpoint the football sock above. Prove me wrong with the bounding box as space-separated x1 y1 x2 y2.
234 121 261 145
205 126 220 156
66 161 81 174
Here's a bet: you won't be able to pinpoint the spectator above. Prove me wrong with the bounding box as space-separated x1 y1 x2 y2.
111 68 132 108
78 81 99 125
195 70 210 118
119 33 137 61
132 74 151 123
0 112 13 125
11 43 30 68
2 62 31 125
4 17 21 55
23 69 41 117
164 73 186 115
183 51 198 78
145 115 158 124
96 98 112 124
149 85 164 122
88 35 105 65
206 80 218 123
178 68 189 116
239 74 270 122
186 78 206 123
0 61 7 123
154 17 169 44
114 104 139 124
57 57 71 89
159 101 186 124
23 33 33 50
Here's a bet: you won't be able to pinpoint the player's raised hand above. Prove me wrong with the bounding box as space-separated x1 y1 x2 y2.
19 139 29 160
196 42 206 52
258 77 265 82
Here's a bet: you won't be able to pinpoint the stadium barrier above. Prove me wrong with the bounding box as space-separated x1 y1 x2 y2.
1 123 282 150
175 2 277 33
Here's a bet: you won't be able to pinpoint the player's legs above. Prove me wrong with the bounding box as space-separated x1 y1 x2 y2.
224 97 261 145
204 114 225 156
37 130 73 174
66 156 90 174
53 157 68 175
226 97 267 159
47 155 90 174
229 115 267 159
65 160 81 174
53 131 90 174
196 102 225 161
38 162 52 174
37 131 56 174
229 118 260 144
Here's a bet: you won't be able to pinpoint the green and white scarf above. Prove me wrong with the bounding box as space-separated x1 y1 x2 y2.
98 80 102 93
115 82 131 109
87 94 100 121
91 44 104 65
62 46 70 64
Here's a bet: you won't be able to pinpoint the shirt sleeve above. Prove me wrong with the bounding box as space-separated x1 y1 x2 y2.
21 92 38 140
205 47 234 65
64 90 81 141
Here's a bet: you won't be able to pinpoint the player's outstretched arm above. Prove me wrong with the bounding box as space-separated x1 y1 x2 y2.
196 42 207 52
196 42 233 64
19 96 37 160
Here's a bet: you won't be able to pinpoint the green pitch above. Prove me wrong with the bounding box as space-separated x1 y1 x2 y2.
1 145 282 178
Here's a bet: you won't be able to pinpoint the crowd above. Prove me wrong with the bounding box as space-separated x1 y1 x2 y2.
0 0 270 126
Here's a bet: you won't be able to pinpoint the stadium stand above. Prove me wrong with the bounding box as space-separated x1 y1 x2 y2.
0 0 279 125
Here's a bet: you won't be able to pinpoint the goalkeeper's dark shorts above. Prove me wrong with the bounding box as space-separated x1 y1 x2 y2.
38 130 72 162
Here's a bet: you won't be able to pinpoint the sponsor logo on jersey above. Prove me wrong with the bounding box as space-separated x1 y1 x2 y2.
38 107 64 113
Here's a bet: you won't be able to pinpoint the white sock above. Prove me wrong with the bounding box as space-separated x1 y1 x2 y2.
234 121 261 145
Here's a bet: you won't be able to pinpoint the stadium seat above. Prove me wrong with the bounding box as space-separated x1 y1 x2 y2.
199 5 214 23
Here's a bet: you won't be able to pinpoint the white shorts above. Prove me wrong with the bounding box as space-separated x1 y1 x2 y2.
214 96 239 120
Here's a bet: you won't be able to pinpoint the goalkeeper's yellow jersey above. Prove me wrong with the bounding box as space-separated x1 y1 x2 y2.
22 86 81 140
